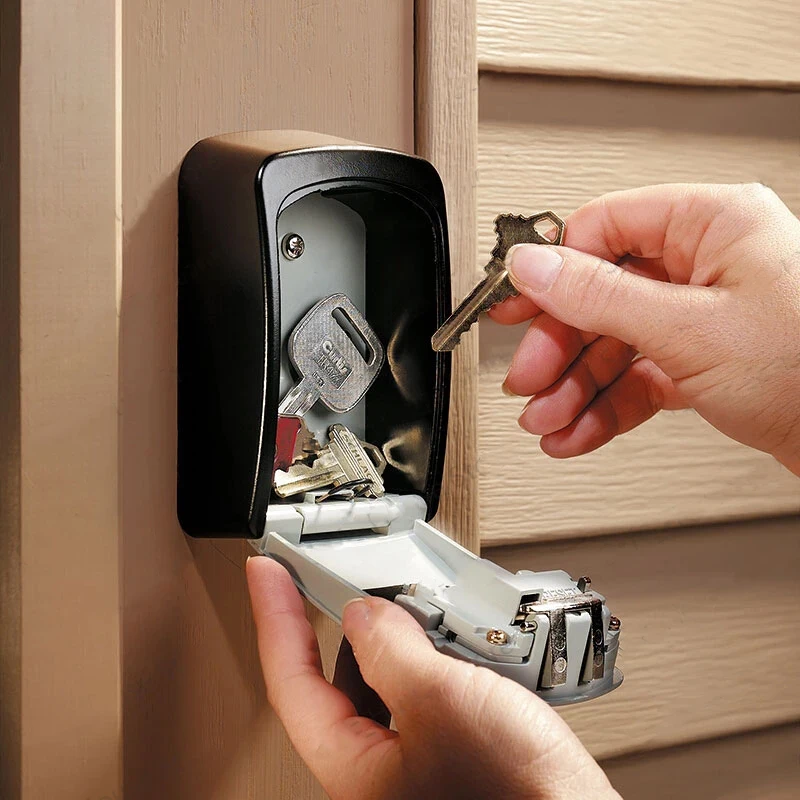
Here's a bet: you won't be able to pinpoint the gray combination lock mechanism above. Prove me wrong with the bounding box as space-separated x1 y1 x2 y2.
178 130 623 706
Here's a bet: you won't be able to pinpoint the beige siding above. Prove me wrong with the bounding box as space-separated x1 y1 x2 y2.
602 724 800 800
478 73 800 545
476 2 800 792
485 516 800 759
477 0 800 87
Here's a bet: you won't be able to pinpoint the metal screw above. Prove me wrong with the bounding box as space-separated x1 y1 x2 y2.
609 616 621 631
577 576 591 593
281 232 305 260
486 628 508 645
554 657 567 674
520 616 538 633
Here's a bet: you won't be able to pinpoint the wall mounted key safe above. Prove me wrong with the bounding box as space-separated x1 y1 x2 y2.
178 130 622 705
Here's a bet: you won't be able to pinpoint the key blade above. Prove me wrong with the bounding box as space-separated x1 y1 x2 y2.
327 424 385 497
278 379 320 416
273 451 341 498
431 266 513 352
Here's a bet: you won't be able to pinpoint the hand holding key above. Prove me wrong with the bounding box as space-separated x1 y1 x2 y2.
492 184 800 476
432 211 565 351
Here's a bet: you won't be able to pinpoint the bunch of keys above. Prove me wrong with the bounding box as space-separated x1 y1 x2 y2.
431 211 566 351
273 293 386 501
274 423 387 502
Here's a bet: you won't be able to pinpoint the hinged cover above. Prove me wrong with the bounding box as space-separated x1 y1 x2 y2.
254 494 622 706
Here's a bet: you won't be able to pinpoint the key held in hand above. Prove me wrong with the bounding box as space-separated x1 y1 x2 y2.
431 211 566 352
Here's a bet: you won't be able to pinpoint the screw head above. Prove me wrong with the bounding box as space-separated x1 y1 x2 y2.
486 628 508 645
554 657 567 674
281 233 305 260
520 616 538 633
609 616 621 631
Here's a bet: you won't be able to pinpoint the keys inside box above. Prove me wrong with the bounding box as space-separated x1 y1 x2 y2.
273 292 388 503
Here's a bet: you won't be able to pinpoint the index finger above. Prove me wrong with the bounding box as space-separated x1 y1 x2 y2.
491 183 729 324
563 183 733 283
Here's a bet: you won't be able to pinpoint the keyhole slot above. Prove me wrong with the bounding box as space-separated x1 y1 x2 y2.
534 220 559 243
332 307 375 364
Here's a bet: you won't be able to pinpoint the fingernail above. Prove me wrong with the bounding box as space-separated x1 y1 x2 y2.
507 245 563 292
501 373 517 396
342 597 371 630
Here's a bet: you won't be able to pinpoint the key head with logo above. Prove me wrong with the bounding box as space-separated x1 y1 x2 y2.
286 293 385 414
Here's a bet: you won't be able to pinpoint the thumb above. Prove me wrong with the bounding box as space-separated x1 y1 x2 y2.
506 243 712 356
342 596 446 714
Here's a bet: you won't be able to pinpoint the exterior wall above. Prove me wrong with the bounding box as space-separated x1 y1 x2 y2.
476 1 800 794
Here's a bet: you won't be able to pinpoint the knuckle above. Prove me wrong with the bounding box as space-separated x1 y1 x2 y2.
572 257 626 328
736 182 781 215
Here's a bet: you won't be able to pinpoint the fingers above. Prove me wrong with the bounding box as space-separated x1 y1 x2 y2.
341 596 444 717
506 243 716 363
503 314 596 397
538 358 687 457
518 336 636 435
489 256 667 326
247 558 397 790
563 183 729 281
487 293 540 325
492 183 729 327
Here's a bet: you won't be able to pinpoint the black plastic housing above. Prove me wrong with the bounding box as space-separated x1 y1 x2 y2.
178 132 452 537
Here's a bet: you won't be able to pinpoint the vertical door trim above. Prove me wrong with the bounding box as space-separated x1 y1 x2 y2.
415 0 480 552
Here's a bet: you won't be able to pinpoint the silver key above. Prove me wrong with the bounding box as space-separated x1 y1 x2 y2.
279 294 385 416
431 211 566 352
273 424 386 499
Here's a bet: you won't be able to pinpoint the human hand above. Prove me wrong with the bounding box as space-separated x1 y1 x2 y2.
247 556 620 800
493 183 800 475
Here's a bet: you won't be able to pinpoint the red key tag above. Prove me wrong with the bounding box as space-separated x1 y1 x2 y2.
274 415 303 473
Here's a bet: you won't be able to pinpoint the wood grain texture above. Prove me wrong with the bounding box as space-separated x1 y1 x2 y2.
121 2 413 798
416 0 480 552
16 1 122 798
602 723 800 800
477 0 800 87
478 74 800 545
0 2 21 798
485 516 800 759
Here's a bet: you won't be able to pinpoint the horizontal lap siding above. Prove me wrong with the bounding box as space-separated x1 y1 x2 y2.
476 3 800 790
477 0 800 87
602 723 800 800
477 74 800 545
484 516 800 759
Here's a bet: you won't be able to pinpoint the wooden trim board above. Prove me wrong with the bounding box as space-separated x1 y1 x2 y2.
120 3 414 797
416 0 480 553
0 2 22 798
16 1 122 798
